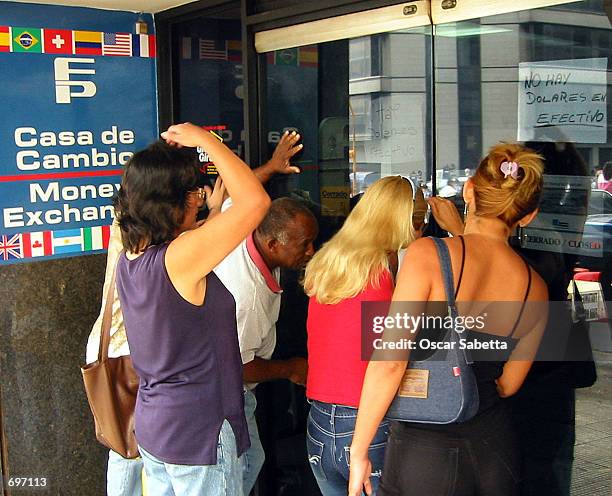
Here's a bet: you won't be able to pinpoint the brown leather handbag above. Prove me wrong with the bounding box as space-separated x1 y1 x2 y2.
81 260 140 459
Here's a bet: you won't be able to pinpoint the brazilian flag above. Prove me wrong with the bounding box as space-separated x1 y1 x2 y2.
12 27 42 53
275 48 298 66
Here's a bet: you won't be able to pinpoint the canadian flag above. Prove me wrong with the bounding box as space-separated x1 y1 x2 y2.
22 231 53 258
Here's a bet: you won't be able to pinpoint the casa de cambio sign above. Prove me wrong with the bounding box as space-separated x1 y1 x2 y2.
0 21 157 264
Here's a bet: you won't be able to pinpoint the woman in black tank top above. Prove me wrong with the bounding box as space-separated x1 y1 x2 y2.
348 143 549 496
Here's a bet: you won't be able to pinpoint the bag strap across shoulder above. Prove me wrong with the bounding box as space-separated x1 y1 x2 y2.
430 237 475 364
97 255 121 363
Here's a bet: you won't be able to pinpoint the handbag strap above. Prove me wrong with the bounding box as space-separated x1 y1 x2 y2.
97 255 121 362
430 237 474 364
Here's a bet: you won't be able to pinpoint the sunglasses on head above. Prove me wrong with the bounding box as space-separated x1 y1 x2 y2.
399 175 430 231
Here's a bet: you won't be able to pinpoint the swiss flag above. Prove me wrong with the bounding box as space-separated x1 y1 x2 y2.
44 29 73 54
22 231 53 258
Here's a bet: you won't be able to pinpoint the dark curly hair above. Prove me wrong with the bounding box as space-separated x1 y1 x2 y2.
113 141 199 253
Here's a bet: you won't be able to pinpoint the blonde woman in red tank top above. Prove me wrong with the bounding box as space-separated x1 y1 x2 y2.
303 176 428 495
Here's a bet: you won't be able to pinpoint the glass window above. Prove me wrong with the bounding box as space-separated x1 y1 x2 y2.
172 6 244 159
434 1 611 265
261 26 433 233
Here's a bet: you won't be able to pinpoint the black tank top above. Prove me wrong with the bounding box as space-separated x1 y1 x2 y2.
455 236 532 413
408 236 532 433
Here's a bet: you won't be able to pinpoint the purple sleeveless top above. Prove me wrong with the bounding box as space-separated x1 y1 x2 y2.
116 243 249 465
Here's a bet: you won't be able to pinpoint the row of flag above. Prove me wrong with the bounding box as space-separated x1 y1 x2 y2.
0 225 111 262
181 37 242 62
267 46 318 67
0 26 156 57
180 38 318 67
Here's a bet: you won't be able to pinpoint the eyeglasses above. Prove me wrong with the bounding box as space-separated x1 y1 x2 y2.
195 188 206 201
400 175 430 231
189 188 206 207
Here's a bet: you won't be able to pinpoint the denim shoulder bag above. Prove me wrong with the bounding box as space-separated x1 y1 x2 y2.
386 237 480 424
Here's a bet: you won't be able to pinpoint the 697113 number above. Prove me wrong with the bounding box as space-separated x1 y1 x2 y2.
6 477 48 489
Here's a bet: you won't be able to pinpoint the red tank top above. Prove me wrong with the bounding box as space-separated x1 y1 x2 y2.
306 270 393 408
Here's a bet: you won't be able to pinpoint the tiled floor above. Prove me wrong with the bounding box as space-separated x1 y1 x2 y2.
572 351 612 495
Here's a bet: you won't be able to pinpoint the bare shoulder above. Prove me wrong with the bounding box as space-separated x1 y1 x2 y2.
405 236 437 260
527 267 548 302
398 237 438 281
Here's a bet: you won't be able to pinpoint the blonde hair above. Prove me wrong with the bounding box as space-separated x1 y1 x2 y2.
304 176 423 305
471 143 544 226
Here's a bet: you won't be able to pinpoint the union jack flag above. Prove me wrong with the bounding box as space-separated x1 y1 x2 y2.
0 234 23 261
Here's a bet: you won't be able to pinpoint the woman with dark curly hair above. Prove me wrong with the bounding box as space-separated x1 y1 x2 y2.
114 123 270 496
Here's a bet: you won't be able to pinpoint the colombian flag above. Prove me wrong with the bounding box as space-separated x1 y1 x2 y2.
227 39 241 63
74 30 102 55
0 26 10 52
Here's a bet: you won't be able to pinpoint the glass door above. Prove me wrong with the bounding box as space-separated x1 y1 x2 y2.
433 3 611 496
256 2 434 233
254 1 611 494
171 3 244 158
255 0 612 494
432 1 612 265
253 4 434 495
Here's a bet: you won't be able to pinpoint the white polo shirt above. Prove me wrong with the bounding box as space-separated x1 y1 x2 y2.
214 232 282 388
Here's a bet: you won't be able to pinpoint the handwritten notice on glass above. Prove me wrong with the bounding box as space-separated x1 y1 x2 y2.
517 58 607 143
363 93 426 176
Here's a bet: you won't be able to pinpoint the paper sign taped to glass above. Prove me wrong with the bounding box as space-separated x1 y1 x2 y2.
517 58 607 143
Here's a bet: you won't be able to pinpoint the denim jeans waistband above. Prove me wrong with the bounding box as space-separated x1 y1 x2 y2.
309 399 359 418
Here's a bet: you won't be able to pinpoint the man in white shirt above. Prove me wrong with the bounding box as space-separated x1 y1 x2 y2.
215 196 318 495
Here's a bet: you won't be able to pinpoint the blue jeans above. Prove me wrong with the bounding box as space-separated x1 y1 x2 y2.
139 420 243 496
306 400 389 496
242 388 265 495
107 449 143 496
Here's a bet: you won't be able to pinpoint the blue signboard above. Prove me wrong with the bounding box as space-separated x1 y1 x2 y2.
0 2 158 264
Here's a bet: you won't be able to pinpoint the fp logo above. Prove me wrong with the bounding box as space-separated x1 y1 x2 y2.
54 58 97 104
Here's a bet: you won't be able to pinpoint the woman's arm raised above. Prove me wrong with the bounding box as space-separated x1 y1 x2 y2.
163 123 270 284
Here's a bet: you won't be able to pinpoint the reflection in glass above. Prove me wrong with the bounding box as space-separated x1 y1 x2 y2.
434 1 611 262
262 26 433 228
173 12 244 162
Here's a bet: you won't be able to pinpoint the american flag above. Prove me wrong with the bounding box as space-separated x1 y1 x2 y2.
199 39 227 61
103 32 132 56
0 234 23 261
